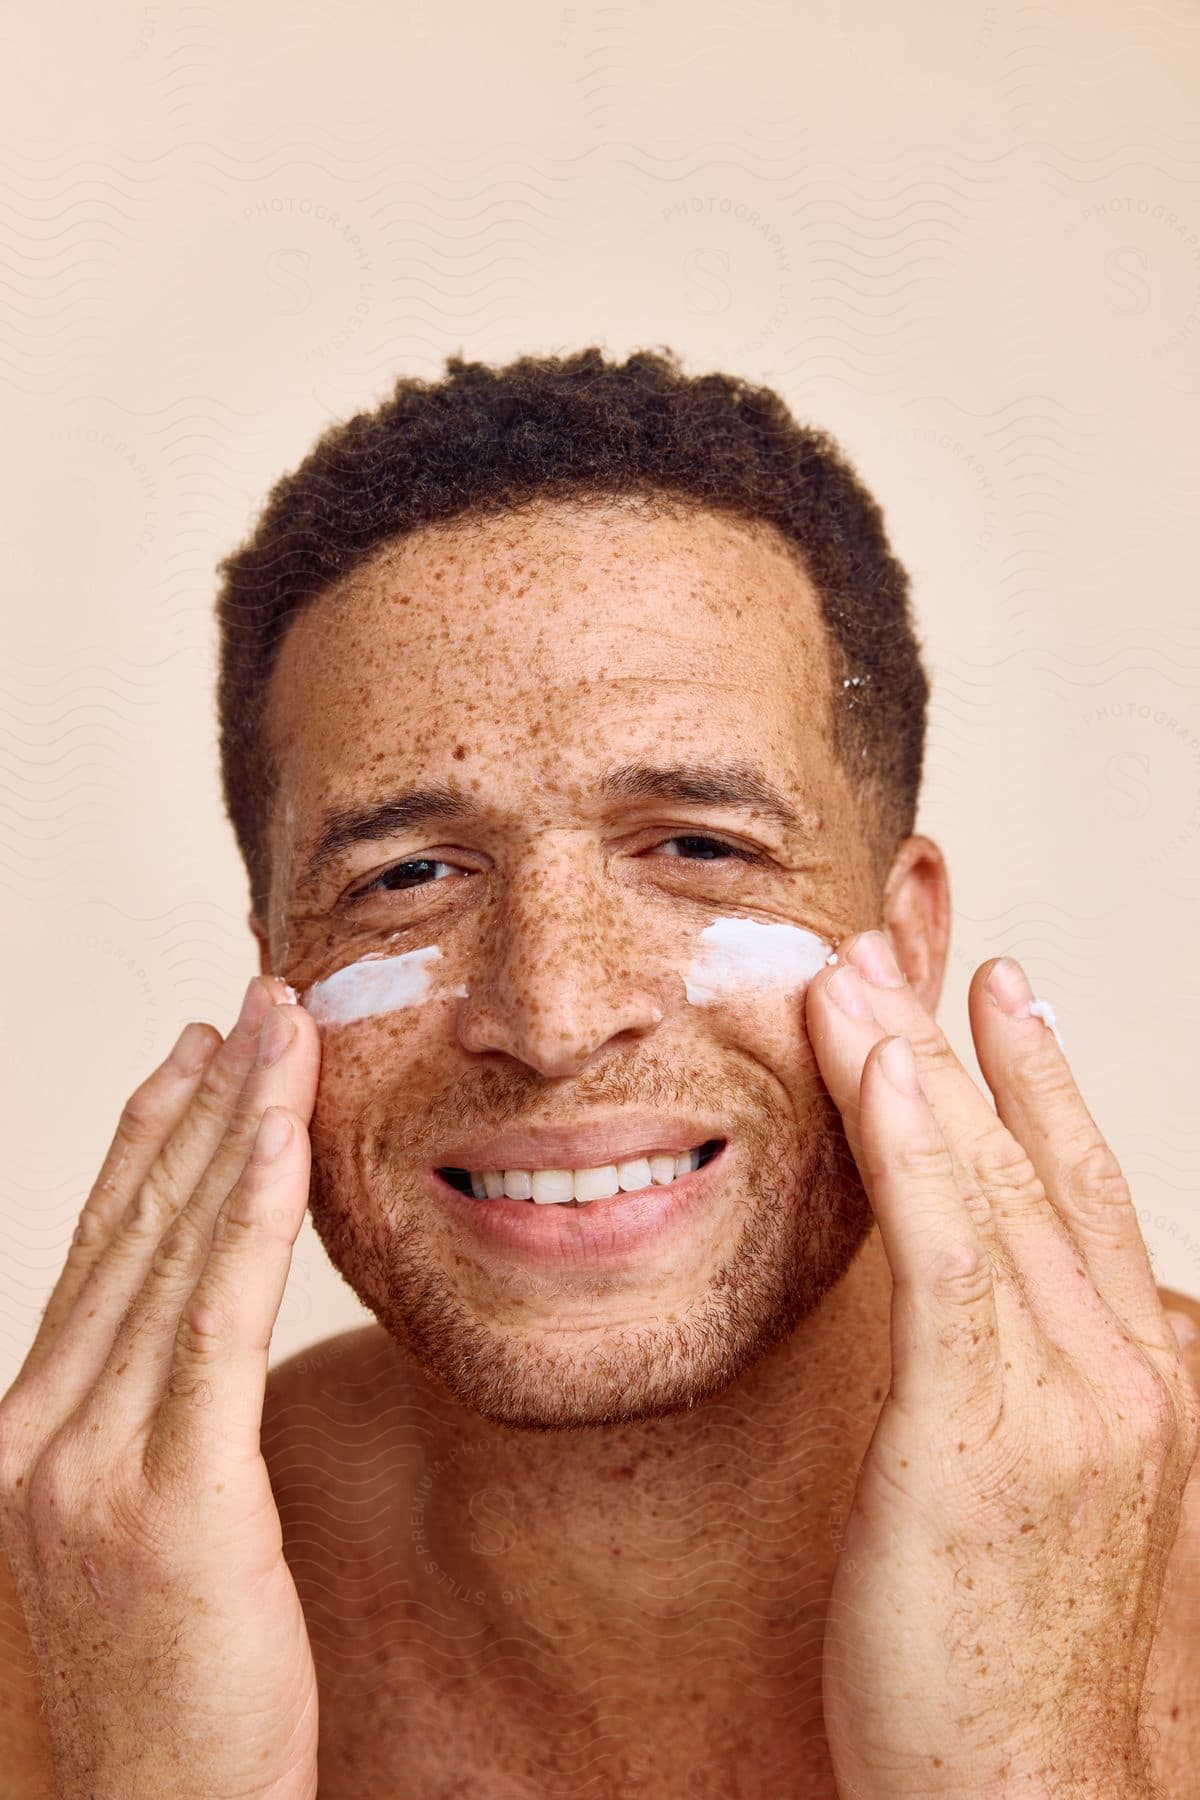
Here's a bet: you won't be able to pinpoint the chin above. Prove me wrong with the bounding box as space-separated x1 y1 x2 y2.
306 1120 872 1433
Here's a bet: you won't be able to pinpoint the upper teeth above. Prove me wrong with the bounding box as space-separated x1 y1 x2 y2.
467 1148 703 1204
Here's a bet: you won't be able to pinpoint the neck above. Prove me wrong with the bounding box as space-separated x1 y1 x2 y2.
398 1227 893 1759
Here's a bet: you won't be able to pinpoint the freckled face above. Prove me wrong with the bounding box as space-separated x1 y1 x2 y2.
259 497 880 1428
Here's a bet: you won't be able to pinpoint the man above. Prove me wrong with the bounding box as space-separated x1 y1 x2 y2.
1 347 1198 1797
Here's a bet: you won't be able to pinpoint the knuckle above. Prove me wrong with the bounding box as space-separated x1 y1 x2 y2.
148 1216 204 1287
888 1132 956 1187
66 1203 115 1261
930 1248 993 1311
125 1167 179 1235
149 1124 204 1204
1063 1143 1135 1225
27 1435 166 1568
192 1049 251 1120
905 1021 960 1078
210 1192 261 1250
1120 1362 1177 1456
171 1296 227 1376
971 1134 1046 1204
116 1080 171 1147
25 1433 98 1532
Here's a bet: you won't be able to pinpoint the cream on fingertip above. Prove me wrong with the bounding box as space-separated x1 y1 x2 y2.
1027 995 1065 1052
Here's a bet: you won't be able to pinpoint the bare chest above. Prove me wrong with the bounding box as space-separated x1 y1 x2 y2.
311 1672 840 1800
264 1332 1200 1799
301 1586 1200 1800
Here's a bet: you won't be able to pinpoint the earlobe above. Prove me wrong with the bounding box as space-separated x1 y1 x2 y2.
879 835 951 1015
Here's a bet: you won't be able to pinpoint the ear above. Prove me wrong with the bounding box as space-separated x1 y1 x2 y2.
248 911 275 980
879 834 951 1016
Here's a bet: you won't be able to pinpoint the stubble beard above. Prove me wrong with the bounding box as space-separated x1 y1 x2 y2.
306 1074 872 1432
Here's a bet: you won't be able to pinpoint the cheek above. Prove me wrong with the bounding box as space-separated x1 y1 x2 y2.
308 1001 451 1150
680 917 835 1103
301 944 466 1145
691 985 824 1111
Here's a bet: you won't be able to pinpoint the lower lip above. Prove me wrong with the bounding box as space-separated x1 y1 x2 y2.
427 1145 729 1266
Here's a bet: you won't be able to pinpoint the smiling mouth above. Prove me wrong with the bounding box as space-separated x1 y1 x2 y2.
437 1139 725 1205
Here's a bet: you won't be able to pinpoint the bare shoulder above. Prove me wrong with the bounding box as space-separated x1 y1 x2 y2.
262 1323 419 1511
264 1322 407 1427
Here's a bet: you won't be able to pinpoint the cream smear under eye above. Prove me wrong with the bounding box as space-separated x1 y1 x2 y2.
299 915 838 1026
303 945 466 1026
684 916 837 1004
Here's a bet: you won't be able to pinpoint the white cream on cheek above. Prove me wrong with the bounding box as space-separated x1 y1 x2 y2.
684 916 837 1004
299 915 838 1027
302 945 467 1025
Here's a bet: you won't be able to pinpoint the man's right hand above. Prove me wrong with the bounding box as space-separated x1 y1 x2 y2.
0 977 321 1799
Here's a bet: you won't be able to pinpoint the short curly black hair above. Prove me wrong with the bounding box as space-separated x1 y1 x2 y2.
216 346 929 923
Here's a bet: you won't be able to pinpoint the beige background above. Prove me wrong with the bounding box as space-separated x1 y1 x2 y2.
3 1 1199 1392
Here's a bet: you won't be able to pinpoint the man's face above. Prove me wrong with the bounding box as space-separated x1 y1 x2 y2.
259 497 883 1429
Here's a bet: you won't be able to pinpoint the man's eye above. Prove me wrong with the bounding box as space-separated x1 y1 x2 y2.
653 835 756 863
352 838 755 907
355 858 458 896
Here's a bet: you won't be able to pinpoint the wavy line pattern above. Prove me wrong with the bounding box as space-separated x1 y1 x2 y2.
3 10 1200 1790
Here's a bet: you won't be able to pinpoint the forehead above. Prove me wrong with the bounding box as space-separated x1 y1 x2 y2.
263 498 836 820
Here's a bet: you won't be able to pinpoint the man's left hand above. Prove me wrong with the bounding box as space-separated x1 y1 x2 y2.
807 930 1200 1797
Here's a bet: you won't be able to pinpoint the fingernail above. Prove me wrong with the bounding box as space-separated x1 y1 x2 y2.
878 1034 920 1096
986 957 1034 1015
253 1106 294 1162
169 1021 215 1075
256 1006 296 1068
828 965 876 1021
847 929 905 989
236 977 271 1038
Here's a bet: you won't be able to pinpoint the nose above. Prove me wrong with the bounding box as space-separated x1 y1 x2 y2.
456 845 669 1079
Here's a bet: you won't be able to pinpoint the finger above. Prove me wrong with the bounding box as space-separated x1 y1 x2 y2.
806 957 1005 1273
89 999 319 1433
831 933 1114 1356
27 978 282 1412
856 1034 1002 1418
21 1020 221 1376
806 962 1039 1380
147 1105 310 1478
969 954 1173 1356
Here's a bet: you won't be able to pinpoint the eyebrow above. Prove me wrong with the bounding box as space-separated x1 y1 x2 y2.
298 760 814 885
